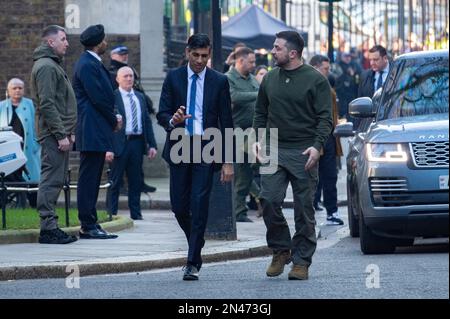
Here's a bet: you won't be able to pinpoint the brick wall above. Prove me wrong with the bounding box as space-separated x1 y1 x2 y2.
0 0 143 180
0 0 141 97
0 0 65 98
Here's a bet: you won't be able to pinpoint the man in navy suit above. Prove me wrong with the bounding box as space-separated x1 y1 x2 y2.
356 45 390 130
157 33 234 280
358 45 390 99
72 24 122 239
106 66 157 220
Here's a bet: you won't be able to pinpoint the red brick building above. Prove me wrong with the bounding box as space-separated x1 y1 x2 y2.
0 0 168 177
0 0 140 99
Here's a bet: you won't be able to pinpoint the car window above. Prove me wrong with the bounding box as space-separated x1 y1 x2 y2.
377 56 449 120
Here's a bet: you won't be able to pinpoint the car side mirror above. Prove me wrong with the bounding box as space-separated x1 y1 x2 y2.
349 97 376 118
334 122 355 137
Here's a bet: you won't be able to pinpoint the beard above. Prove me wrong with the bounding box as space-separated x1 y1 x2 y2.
274 54 289 67
98 47 107 55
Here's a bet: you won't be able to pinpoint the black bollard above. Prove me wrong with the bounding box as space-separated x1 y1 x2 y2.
205 170 236 240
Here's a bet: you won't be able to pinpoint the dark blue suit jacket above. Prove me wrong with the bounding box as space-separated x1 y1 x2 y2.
72 51 117 152
112 89 157 157
156 66 233 166
358 69 376 98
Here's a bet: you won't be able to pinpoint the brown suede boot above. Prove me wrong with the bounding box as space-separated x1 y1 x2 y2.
266 251 291 277
288 264 309 280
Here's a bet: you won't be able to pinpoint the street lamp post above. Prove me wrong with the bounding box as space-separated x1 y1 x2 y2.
327 0 334 62
205 0 236 241
193 0 199 34
319 0 342 63
280 0 287 22
210 0 223 71
421 0 427 47
398 0 405 52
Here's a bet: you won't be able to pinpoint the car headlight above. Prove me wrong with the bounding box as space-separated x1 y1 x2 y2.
366 143 408 162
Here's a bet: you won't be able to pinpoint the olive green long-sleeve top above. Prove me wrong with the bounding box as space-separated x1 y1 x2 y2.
253 64 333 152
226 67 260 129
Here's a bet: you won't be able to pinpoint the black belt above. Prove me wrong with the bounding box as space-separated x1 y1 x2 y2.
127 134 143 140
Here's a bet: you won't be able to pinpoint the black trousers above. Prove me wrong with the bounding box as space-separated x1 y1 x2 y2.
77 151 105 230
169 163 215 270
314 136 338 216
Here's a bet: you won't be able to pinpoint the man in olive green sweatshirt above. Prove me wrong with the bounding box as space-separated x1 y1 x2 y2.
253 31 332 280
226 47 262 223
31 25 78 244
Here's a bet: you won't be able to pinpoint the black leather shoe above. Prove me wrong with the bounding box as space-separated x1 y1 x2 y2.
79 227 118 239
141 183 157 193
131 215 144 220
95 224 109 233
183 265 199 281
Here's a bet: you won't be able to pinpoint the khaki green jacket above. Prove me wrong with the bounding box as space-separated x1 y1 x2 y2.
30 44 77 141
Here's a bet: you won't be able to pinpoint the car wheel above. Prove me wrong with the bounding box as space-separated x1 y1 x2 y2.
347 182 359 237
359 209 396 254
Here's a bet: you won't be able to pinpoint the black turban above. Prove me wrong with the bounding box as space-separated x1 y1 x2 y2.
80 24 105 47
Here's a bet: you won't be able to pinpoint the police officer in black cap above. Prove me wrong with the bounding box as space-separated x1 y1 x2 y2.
72 24 122 239
108 45 155 115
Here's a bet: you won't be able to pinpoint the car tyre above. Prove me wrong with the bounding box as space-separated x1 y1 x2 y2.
359 210 396 254
395 238 415 247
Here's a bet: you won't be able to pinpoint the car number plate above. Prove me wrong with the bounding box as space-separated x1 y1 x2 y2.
439 175 449 189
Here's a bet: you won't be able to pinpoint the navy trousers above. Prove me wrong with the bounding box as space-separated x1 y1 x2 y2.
314 136 338 216
106 137 144 219
169 163 215 270
77 151 106 230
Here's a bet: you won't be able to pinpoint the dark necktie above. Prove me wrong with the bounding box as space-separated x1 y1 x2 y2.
376 71 384 90
128 93 139 134
187 73 198 135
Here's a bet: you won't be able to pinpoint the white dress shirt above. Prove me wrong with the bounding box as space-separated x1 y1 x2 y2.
373 63 390 92
87 50 102 62
119 87 142 135
186 65 206 135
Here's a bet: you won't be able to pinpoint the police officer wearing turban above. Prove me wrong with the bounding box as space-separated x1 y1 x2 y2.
72 24 123 239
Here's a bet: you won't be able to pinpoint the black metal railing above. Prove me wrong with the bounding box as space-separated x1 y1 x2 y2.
0 170 112 230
